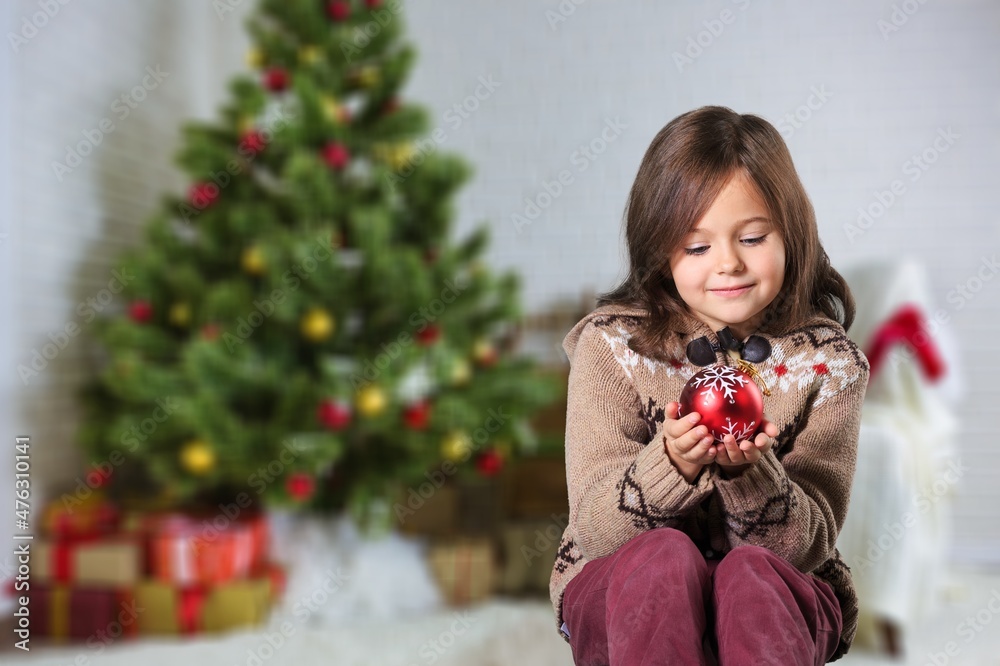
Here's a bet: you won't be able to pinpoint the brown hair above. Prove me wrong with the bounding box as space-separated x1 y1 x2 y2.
597 105 855 361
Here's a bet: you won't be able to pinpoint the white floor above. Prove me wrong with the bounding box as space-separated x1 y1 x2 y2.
5 567 999 665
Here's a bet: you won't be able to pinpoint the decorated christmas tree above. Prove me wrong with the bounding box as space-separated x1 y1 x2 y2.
76 0 561 526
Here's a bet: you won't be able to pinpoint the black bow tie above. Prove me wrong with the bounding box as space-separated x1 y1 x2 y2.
685 327 772 366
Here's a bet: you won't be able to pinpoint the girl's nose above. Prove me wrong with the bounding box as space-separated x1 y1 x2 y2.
717 244 744 273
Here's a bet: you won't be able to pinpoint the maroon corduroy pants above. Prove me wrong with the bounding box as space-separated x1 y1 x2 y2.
560 527 842 665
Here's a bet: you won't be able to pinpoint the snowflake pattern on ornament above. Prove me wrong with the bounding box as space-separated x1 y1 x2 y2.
720 416 757 442
691 365 750 405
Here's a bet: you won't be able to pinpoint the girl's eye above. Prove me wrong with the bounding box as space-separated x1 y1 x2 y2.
683 235 768 256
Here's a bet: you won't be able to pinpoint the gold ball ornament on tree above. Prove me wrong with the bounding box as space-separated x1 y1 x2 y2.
300 308 335 342
322 96 342 123
298 45 321 65
355 384 387 418
353 65 380 89
388 143 416 171
472 338 498 367
242 245 267 275
441 431 472 462
180 439 215 475
169 302 191 328
450 358 472 385
237 115 256 135
245 47 264 69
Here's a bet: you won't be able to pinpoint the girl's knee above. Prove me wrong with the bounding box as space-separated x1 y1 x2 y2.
713 545 783 590
610 528 705 583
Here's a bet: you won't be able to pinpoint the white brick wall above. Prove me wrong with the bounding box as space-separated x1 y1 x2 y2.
4 0 998 565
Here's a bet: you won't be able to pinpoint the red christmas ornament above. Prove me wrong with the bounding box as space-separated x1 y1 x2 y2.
327 1 351 21
128 300 153 323
402 400 431 430
200 323 221 340
322 142 350 170
415 324 440 346
263 67 289 92
677 364 764 444
240 130 267 154
286 472 316 501
85 465 111 489
475 449 504 477
365 0 382 8
188 181 219 208
317 398 352 430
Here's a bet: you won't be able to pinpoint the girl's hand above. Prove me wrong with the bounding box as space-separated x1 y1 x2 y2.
714 419 779 478
663 402 717 484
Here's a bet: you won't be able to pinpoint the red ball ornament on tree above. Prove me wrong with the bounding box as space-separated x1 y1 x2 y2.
415 324 440 346
188 181 219 208
322 142 350 170
475 449 504 477
365 0 383 9
402 400 431 430
327 1 351 21
263 67 289 92
200 323 221 341
128 300 153 324
677 364 764 444
85 464 111 489
317 398 352 430
240 130 267 155
286 472 316 502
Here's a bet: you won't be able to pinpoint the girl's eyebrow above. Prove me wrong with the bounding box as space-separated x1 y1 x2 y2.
688 216 771 234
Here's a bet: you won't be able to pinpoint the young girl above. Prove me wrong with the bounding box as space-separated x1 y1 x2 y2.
549 106 869 665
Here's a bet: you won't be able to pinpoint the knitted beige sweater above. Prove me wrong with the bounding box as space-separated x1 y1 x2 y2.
549 303 870 662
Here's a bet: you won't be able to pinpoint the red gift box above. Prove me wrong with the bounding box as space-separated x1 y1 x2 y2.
128 511 269 585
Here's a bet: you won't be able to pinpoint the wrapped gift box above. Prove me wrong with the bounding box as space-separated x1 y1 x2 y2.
498 520 562 595
28 586 139 642
135 564 285 635
125 510 268 585
427 539 495 605
34 538 141 586
43 493 121 539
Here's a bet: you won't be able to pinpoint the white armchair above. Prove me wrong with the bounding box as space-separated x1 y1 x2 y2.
836 257 963 656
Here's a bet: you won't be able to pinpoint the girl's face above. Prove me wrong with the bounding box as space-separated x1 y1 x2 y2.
668 172 785 340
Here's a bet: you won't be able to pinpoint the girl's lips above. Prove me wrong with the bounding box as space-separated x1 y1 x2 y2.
710 285 753 298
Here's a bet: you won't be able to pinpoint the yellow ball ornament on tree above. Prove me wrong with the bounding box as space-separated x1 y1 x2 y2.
355 65 380 89
298 45 321 65
322 96 341 122
388 143 416 171
450 358 471 386
441 431 472 462
355 385 387 417
242 246 267 275
245 47 264 69
237 115 255 134
169 302 191 327
181 439 215 475
300 308 335 342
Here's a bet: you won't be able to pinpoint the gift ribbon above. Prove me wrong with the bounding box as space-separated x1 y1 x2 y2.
116 589 140 639
178 586 207 635
53 542 73 584
865 303 946 383
48 534 103 583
